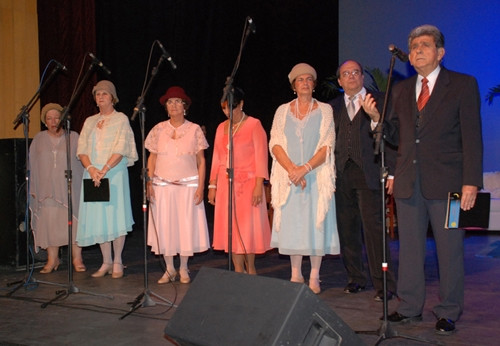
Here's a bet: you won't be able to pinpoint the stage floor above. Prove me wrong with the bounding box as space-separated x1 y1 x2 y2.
1 229 499 345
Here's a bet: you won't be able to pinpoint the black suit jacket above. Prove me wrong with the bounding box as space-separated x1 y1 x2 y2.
329 91 397 190
386 67 483 199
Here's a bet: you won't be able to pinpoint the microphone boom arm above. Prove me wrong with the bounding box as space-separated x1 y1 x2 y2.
57 61 97 130
13 63 63 130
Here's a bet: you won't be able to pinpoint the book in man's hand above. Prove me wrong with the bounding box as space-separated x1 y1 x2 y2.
83 178 110 202
445 192 490 229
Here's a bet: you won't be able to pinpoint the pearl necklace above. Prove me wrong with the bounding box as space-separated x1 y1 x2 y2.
295 98 313 119
231 113 246 134
294 99 314 143
226 114 246 155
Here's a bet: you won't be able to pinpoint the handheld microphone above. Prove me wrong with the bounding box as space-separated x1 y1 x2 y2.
54 60 68 72
157 41 177 70
247 17 256 34
88 53 111 75
388 44 408 62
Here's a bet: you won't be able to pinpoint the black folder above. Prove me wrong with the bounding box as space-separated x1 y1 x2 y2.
445 192 491 229
83 178 110 202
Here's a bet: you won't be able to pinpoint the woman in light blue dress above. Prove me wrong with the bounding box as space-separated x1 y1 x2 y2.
269 63 340 294
77 80 138 279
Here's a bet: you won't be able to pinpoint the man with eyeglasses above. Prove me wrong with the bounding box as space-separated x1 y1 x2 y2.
328 60 397 303
363 24 483 335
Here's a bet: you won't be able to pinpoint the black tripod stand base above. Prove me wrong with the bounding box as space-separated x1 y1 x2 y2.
356 321 444 345
5 279 38 296
6 275 68 297
120 288 176 320
40 282 114 309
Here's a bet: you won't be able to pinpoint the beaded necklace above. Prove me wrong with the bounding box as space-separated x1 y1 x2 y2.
295 98 313 119
294 98 314 143
231 113 246 134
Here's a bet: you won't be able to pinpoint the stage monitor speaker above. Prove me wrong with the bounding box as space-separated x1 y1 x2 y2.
164 267 365 346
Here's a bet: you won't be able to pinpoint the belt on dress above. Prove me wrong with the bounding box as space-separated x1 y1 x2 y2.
152 175 199 187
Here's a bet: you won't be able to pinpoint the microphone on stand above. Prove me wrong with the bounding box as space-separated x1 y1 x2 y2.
156 40 177 70
247 17 256 34
53 60 68 72
388 44 408 62
88 53 112 75
130 96 144 121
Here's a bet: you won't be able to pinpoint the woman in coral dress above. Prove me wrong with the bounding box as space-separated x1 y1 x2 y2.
208 87 271 274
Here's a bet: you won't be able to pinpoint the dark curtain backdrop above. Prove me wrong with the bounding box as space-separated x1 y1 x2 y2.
38 0 99 132
38 0 339 228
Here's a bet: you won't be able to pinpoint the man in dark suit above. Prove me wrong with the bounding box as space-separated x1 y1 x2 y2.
363 25 483 335
329 60 397 302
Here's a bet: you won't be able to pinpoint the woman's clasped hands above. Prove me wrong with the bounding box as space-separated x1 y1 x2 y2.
288 164 307 190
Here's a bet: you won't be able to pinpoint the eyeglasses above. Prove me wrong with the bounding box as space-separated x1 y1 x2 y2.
341 70 361 78
166 99 185 105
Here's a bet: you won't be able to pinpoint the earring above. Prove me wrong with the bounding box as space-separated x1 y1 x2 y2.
184 110 187 116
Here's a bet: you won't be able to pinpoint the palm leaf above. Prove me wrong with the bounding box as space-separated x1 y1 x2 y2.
485 84 500 105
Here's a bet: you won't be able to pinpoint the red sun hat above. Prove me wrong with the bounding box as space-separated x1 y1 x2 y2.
159 86 191 106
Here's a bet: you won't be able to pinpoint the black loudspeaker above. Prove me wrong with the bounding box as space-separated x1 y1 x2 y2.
0 138 36 267
164 267 365 346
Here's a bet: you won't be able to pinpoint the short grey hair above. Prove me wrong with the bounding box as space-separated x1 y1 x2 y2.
408 25 445 50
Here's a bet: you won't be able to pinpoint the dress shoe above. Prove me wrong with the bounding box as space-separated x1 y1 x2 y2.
179 268 191 284
112 263 124 279
40 258 60 274
386 311 422 324
435 318 455 335
374 290 394 302
343 283 365 294
290 276 305 284
309 277 321 294
91 263 113 278
158 270 177 284
73 260 87 273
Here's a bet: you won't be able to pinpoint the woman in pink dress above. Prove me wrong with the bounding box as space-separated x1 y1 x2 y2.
145 86 210 284
208 87 271 274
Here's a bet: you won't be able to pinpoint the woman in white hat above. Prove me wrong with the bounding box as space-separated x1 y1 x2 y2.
269 63 340 294
77 80 138 279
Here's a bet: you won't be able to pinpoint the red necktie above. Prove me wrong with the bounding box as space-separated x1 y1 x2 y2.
417 77 430 111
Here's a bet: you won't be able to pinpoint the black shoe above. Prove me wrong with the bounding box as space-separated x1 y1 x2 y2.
385 311 422 324
435 318 455 335
343 283 365 294
374 290 394 302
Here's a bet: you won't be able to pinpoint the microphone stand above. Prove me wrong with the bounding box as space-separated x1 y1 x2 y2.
220 17 254 271
7 63 66 296
41 59 114 308
121 52 176 320
358 54 438 345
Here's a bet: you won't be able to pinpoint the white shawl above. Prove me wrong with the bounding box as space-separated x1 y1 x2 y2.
269 100 336 231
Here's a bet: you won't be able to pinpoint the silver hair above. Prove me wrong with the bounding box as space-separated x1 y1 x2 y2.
408 24 445 50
